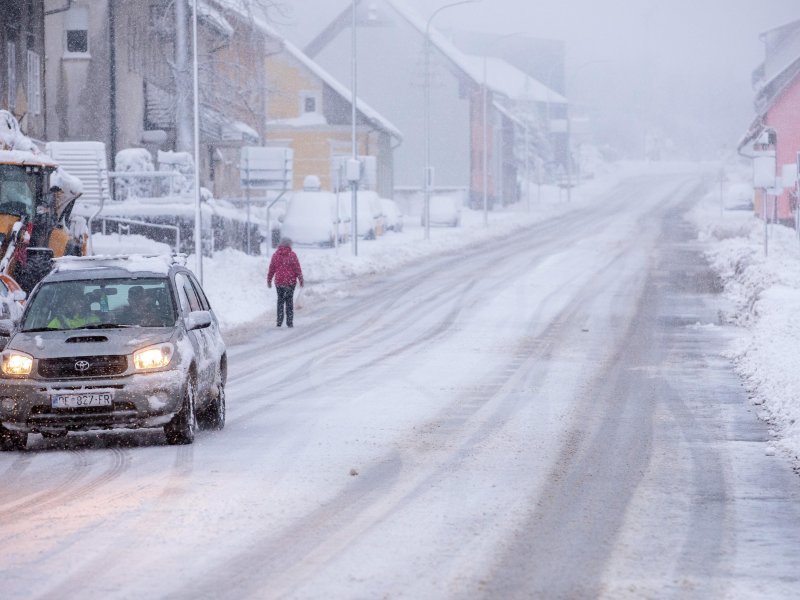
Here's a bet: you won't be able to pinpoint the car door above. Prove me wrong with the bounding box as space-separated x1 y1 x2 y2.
175 273 213 393
187 273 224 383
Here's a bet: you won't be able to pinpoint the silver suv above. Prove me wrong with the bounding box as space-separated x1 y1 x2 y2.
0 255 226 449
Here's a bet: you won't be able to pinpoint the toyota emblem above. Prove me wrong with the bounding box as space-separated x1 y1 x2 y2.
74 360 91 372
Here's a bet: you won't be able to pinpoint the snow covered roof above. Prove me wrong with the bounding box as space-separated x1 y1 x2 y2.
754 56 800 117
0 110 58 168
459 54 566 104
759 18 800 41
279 36 403 140
210 0 402 141
0 150 58 169
385 0 565 104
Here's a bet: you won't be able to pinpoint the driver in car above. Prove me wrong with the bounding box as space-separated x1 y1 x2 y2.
47 292 100 329
117 286 153 325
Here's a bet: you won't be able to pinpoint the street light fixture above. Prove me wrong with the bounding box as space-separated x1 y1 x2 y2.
423 0 479 241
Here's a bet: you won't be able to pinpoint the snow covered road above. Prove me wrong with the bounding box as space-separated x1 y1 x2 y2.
2 172 800 599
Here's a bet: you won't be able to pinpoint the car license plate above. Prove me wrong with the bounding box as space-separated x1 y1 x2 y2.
51 392 114 409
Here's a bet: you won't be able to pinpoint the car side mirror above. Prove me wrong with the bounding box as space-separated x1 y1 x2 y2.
185 310 212 331
11 290 25 302
0 319 16 336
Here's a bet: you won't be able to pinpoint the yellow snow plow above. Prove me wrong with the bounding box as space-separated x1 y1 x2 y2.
0 110 86 293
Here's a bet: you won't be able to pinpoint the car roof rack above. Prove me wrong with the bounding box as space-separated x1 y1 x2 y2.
52 253 188 274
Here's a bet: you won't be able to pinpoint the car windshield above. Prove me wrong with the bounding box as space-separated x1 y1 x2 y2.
21 277 177 331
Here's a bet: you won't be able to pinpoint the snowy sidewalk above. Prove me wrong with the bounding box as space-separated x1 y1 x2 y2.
690 181 800 462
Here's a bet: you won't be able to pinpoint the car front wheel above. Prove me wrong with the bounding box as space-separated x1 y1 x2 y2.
164 378 197 445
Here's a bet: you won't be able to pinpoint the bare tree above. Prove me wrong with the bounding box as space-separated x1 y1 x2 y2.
143 0 287 152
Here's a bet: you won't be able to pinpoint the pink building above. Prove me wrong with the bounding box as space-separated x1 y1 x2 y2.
738 19 800 224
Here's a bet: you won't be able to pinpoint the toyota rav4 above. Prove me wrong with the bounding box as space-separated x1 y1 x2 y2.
0 254 226 449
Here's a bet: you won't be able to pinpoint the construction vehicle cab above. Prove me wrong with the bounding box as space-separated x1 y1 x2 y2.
0 111 85 294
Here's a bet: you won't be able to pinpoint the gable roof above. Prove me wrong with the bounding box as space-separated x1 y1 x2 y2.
305 0 565 104
755 55 800 117
759 18 800 42
458 54 566 104
210 0 402 141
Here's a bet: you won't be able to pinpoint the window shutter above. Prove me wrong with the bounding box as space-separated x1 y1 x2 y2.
27 50 41 115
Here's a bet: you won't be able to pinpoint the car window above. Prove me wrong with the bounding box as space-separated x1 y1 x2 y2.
20 278 177 331
187 275 210 311
175 273 201 313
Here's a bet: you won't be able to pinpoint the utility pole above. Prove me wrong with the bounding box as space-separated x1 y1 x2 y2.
192 0 202 281
350 0 359 256
175 0 193 153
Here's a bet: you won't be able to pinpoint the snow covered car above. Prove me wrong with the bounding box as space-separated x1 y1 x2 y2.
0 274 25 321
342 190 384 239
380 198 403 232
0 255 226 450
280 190 348 247
422 195 461 227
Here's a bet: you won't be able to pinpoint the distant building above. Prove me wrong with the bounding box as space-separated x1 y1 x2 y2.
738 18 800 224
0 0 46 140
44 0 265 196
260 24 402 197
305 0 566 209
43 0 399 199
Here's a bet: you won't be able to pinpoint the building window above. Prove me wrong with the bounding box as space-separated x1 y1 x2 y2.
26 50 41 115
66 30 88 53
301 93 320 114
6 42 16 110
64 7 89 56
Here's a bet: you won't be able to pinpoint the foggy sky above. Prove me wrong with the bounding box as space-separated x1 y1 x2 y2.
276 0 799 159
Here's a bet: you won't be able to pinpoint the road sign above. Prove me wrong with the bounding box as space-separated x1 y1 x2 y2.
240 147 293 191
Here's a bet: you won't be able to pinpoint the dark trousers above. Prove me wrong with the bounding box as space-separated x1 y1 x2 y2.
276 285 295 326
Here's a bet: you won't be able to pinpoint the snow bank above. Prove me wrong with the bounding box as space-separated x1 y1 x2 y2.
689 177 800 460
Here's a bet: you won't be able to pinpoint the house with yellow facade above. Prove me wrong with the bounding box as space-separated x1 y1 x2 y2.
256 22 402 198
44 0 400 201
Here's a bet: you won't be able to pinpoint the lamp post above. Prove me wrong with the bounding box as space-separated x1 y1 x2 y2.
350 0 358 257
191 0 203 282
423 0 479 240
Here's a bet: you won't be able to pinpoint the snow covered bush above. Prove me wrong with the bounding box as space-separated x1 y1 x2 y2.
115 148 155 200
157 150 195 197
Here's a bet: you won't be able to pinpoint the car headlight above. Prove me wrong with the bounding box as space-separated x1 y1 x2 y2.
133 343 174 370
2 351 33 376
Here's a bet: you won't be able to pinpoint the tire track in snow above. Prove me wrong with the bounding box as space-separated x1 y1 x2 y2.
176 201 656 599
28 444 195 600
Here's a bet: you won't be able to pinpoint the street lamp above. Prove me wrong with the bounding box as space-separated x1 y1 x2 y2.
350 0 359 257
191 0 202 282
423 0 479 241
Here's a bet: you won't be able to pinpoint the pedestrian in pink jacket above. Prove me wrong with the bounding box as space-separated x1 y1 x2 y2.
267 237 304 328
